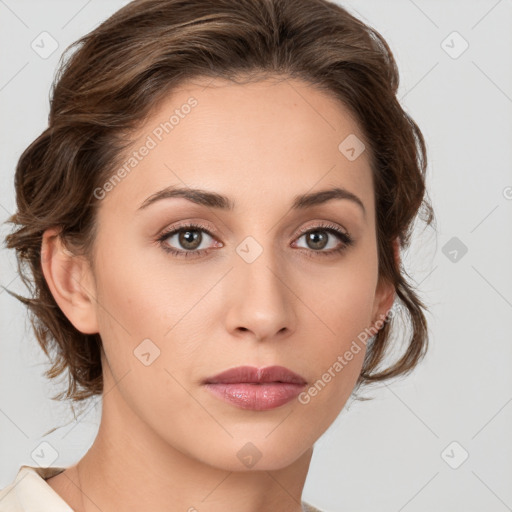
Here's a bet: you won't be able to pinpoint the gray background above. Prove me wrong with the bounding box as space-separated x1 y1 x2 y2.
1 1 511 511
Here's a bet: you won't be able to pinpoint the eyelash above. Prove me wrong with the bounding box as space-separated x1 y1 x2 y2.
156 221 354 259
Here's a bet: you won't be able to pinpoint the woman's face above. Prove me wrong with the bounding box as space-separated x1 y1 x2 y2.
85 76 394 470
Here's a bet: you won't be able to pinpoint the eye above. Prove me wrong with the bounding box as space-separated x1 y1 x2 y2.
292 223 354 257
157 222 221 258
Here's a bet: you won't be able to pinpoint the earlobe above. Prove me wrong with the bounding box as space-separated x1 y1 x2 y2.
41 228 99 335
371 236 400 328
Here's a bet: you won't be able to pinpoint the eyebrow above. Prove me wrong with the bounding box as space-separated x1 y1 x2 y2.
137 185 366 217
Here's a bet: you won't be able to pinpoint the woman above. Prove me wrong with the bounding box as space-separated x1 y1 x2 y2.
0 0 434 510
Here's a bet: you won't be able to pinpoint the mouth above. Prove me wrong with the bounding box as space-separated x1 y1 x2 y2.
202 365 307 411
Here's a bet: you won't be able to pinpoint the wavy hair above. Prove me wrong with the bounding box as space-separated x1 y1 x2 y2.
4 0 435 404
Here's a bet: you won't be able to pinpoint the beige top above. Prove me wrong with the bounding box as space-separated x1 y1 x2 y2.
0 466 72 511
0 466 324 511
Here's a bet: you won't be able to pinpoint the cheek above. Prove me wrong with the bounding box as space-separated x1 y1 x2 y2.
92 258 205 424
311 257 378 339
93 242 199 339
298 262 377 410
91 245 214 390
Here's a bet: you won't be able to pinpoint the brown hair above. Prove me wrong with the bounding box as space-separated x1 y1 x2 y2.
4 0 435 404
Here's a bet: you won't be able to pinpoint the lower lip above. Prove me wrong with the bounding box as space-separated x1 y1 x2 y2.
204 382 305 410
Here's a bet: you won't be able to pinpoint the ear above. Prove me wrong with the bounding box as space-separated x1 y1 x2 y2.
40 228 99 334
370 236 400 328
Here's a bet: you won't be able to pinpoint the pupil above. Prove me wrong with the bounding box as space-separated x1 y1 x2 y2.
180 230 201 249
308 231 327 250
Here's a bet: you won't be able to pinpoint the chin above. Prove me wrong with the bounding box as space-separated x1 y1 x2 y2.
194 430 315 472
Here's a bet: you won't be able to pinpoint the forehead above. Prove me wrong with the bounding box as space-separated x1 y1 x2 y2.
101 76 374 219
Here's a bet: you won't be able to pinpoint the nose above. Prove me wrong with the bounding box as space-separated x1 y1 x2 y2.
224 244 297 342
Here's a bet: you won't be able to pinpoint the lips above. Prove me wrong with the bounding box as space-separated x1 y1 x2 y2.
203 366 307 411
203 365 307 385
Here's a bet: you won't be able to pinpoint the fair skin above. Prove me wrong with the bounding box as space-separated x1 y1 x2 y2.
42 76 397 512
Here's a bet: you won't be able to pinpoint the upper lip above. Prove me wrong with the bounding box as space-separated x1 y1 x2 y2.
203 365 306 385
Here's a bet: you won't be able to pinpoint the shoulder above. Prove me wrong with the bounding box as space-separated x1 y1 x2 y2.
0 466 71 512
